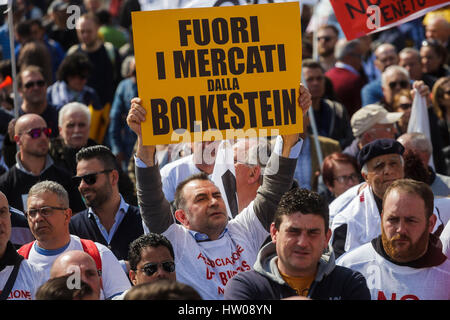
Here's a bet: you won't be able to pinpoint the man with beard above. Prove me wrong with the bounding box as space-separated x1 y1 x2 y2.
330 139 445 258
337 179 450 300
0 114 85 213
69 145 143 267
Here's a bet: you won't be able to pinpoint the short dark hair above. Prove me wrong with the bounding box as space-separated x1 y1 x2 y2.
273 188 329 232
75 145 118 171
57 52 93 82
124 279 201 300
302 59 324 72
383 179 434 219
318 24 339 37
173 172 211 210
128 233 175 271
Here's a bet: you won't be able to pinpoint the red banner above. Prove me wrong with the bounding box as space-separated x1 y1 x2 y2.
330 0 449 40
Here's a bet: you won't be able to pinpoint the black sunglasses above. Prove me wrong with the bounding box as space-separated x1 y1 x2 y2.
24 127 52 139
388 80 409 90
139 261 175 277
24 80 45 89
72 169 113 185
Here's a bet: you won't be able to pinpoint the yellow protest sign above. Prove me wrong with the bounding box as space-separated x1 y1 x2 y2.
132 2 302 145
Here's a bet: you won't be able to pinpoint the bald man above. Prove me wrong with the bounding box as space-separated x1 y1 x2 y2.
50 250 101 300
425 16 450 47
0 114 85 213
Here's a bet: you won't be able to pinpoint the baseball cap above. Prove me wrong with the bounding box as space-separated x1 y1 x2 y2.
351 104 403 138
357 138 405 167
47 0 69 14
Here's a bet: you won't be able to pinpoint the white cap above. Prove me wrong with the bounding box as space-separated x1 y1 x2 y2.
351 104 403 137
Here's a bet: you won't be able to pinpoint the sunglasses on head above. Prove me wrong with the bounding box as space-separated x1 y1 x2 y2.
139 261 175 277
25 127 52 139
388 80 409 90
24 80 45 89
72 169 113 185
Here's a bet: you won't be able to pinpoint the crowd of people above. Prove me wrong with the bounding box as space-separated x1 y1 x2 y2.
0 0 449 302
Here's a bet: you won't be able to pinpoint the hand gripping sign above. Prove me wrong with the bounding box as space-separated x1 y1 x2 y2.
330 0 449 41
132 2 303 145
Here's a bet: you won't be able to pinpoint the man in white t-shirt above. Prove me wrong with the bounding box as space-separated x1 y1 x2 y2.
126 85 312 299
337 179 450 300
0 191 46 300
17 180 131 299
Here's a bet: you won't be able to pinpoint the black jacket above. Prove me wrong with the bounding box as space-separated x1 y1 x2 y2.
69 204 144 261
224 242 370 300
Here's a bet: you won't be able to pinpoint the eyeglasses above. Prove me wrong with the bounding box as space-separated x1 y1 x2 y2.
139 261 175 277
444 90 450 96
24 80 45 89
368 126 394 133
23 127 52 139
334 173 359 184
25 206 67 219
388 80 409 90
317 36 332 42
72 169 113 186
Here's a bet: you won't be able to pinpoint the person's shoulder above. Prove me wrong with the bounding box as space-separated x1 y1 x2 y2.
336 242 375 266
160 154 193 174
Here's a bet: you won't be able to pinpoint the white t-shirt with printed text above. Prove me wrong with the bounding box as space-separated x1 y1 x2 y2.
337 242 450 300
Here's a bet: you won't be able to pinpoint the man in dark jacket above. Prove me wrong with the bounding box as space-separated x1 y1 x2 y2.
69 145 143 266
224 188 370 300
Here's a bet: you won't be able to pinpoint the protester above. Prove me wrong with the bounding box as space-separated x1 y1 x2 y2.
35 274 97 300
320 152 361 204
224 187 370 300
124 279 201 300
337 179 450 300
125 85 311 299
325 39 366 117
46 52 102 111
331 139 445 258
302 59 353 149
113 233 176 300
397 132 450 196
0 191 45 300
0 113 85 213
70 145 143 263
17 180 131 299
316 24 339 72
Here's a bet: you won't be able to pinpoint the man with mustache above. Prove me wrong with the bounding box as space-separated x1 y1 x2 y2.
330 139 445 258
337 179 450 300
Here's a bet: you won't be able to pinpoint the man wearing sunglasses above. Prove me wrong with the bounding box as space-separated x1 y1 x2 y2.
126 85 311 299
316 25 339 73
18 180 131 299
0 113 85 214
113 233 176 300
69 145 143 267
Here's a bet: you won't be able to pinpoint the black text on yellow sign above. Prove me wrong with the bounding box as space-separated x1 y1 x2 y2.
132 2 302 145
